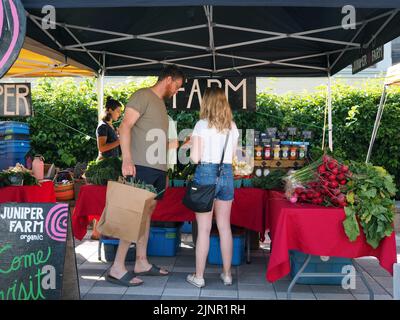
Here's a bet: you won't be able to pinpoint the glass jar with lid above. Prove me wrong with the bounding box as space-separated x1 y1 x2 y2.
289 146 298 160
298 145 306 160
263 145 272 160
254 146 263 160
273 145 281 160
281 146 289 160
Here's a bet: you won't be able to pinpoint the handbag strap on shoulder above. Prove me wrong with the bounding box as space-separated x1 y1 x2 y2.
217 131 230 178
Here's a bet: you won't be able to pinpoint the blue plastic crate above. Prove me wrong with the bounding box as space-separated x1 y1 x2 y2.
99 236 136 262
181 221 192 234
0 121 29 136
0 134 30 141
0 155 26 170
147 227 180 257
208 233 245 266
289 250 353 285
0 140 30 156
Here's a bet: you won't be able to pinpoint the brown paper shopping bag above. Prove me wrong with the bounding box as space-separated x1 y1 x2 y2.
97 180 157 242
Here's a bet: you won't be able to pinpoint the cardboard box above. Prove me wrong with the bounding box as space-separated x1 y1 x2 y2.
97 180 157 243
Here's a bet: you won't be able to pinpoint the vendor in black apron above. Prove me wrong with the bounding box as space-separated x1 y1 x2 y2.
96 97 122 160
92 97 122 240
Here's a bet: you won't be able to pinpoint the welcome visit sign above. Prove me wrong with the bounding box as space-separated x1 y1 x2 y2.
0 203 69 300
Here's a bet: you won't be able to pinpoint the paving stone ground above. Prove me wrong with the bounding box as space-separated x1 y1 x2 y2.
74 231 400 300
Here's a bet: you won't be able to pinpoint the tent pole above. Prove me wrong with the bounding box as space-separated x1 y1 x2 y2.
327 69 333 152
97 70 104 122
97 53 106 122
366 85 387 163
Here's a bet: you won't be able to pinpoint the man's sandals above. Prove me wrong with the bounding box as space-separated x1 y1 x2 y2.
135 264 169 276
105 271 144 287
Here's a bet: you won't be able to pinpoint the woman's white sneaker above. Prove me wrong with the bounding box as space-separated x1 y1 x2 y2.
186 274 205 288
220 273 233 286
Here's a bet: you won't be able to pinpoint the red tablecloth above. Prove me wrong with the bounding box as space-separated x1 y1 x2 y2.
72 185 266 240
0 180 56 203
266 190 398 282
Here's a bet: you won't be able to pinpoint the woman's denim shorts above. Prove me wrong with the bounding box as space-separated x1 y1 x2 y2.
193 163 234 201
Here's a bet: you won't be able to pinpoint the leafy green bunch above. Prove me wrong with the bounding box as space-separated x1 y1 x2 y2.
84 157 122 185
251 169 286 190
168 164 196 181
0 164 39 187
124 178 159 195
343 162 397 249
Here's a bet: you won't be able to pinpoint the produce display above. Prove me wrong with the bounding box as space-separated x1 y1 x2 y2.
0 163 39 187
251 169 286 190
284 154 397 249
233 155 253 177
285 155 351 207
84 157 122 185
344 162 397 249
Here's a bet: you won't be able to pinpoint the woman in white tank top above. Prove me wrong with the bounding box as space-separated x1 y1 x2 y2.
186 87 239 288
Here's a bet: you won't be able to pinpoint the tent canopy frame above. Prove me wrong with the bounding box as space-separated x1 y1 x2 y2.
26 9 399 76
16 3 400 152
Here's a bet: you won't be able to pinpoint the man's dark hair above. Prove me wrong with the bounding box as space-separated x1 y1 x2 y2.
158 65 186 83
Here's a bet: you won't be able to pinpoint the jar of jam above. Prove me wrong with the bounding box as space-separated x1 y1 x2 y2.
254 146 263 160
273 145 281 160
263 145 271 160
281 146 289 159
289 146 298 160
298 145 306 160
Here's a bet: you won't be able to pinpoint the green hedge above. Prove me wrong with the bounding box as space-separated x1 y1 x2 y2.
1 77 399 198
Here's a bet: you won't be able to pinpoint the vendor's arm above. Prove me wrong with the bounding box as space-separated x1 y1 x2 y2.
119 107 140 176
97 136 120 153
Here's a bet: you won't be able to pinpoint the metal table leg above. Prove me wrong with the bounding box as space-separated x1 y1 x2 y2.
287 255 375 300
287 254 312 300
352 259 374 300
98 239 102 261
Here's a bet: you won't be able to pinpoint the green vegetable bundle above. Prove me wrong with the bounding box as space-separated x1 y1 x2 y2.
124 178 159 195
251 170 286 190
0 164 39 187
84 157 122 185
343 162 397 249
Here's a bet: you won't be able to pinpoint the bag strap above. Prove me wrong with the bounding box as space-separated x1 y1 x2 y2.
217 131 230 178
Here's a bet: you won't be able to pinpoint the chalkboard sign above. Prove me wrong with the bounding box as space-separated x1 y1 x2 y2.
0 83 32 116
166 77 256 111
0 203 69 300
0 0 27 79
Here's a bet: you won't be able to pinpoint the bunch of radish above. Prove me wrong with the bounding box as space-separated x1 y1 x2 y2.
286 155 352 207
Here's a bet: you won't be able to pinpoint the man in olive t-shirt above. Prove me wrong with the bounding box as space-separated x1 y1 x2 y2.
126 88 169 171
106 65 185 287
